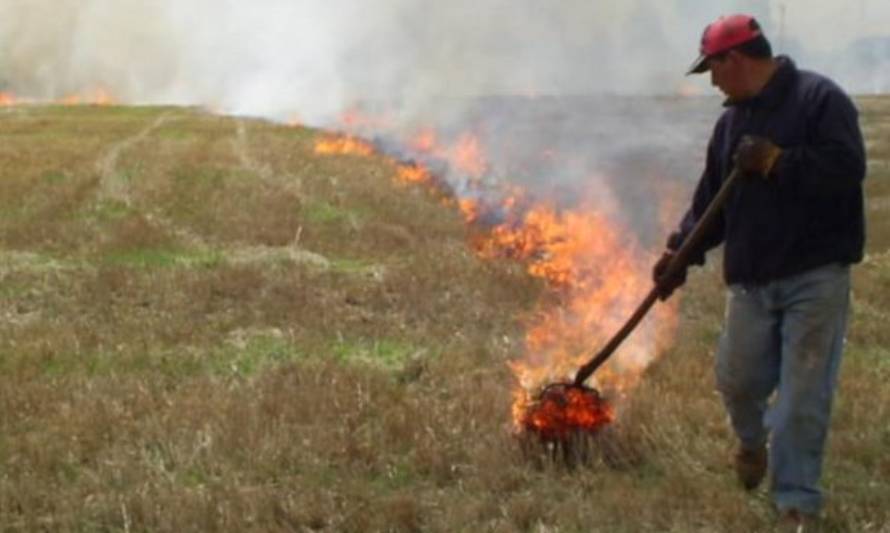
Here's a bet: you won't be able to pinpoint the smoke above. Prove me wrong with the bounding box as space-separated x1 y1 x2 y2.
2 0 888 233
3 0 882 119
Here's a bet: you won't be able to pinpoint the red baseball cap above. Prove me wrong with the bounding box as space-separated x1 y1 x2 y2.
687 14 763 75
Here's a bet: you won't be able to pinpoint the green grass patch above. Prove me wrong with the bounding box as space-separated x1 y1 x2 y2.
209 333 306 377
330 337 422 370
0 250 77 273
278 125 316 140
329 257 378 274
173 167 229 187
40 171 67 184
84 199 132 222
102 247 223 269
0 283 29 299
370 457 418 490
34 104 171 118
844 344 890 374
0 349 126 379
1 333 308 380
42 351 116 378
155 127 194 140
302 200 351 225
113 166 139 184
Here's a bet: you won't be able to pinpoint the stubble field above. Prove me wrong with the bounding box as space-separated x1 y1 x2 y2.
1 98 889 532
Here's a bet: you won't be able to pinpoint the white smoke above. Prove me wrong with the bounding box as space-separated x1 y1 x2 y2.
3 0 884 235
3 0 887 124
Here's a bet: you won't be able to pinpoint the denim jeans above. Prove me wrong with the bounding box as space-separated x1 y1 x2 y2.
714 263 851 515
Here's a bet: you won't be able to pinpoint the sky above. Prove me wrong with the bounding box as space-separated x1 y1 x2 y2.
1 0 889 124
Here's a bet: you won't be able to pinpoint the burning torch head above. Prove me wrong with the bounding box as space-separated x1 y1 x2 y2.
521 382 614 443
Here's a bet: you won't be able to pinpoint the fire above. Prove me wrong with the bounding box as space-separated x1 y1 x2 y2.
312 122 673 442
478 194 655 431
458 198 481 223
451 133 487 178
403 128 489 179
409 128 438 153
519 384 615 441
395 163 431 185
58 87 115 106
313 135 375 156
91 87 115 106
405 137 661 435
0 88 116 107
0 88 675 444
59 94 82 106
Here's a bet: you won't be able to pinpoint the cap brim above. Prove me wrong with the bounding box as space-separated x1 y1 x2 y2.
686 54 710 75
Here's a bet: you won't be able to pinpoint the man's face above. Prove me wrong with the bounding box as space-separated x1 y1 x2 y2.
709 52 746 100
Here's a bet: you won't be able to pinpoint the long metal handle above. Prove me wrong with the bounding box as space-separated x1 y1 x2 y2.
573 166 743 387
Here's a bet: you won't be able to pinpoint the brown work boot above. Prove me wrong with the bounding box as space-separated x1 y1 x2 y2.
776 509 818 532
734 445 767 490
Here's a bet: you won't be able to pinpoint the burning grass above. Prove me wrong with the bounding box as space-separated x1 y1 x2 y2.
1 101 889 531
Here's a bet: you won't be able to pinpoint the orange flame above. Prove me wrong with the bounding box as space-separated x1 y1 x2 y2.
451 132 487 178
409 128 439 153
313 135 375 157
1 88 115 107
310 123 675 437
91 87 115 106
395 163 431 185
518 385 615 441
458 198 481 224
59 94 82 106
403 128 490 179
478 196 657 416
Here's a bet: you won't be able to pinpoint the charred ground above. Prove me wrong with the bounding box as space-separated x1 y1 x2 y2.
1 99 889 531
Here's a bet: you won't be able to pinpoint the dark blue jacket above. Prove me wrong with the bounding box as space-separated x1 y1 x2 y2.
668 56 866 285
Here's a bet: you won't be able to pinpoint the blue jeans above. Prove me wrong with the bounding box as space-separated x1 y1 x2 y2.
715 263 851 515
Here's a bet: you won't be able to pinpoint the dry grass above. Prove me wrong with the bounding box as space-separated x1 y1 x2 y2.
1 100 889 532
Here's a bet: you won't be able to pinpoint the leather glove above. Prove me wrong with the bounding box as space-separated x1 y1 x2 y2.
652 251 687 301
734 135 783 178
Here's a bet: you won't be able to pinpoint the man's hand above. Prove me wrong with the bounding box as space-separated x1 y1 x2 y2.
734 135 783 178
652 251 687 301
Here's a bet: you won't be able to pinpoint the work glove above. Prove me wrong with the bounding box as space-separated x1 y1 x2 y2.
734 135 783 178
652 250 687 301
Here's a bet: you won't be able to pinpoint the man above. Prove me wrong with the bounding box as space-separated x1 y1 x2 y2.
653 13 866 530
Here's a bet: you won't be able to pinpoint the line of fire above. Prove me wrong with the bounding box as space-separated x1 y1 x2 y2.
313 106 683 457
3 90 684 458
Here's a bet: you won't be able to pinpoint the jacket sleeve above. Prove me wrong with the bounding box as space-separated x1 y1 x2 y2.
665 134 727 265
774 83 866 194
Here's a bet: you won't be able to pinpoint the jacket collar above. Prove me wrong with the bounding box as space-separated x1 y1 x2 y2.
724 55 797 109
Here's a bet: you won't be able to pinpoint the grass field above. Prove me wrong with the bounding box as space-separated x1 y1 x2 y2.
1 99 889 532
